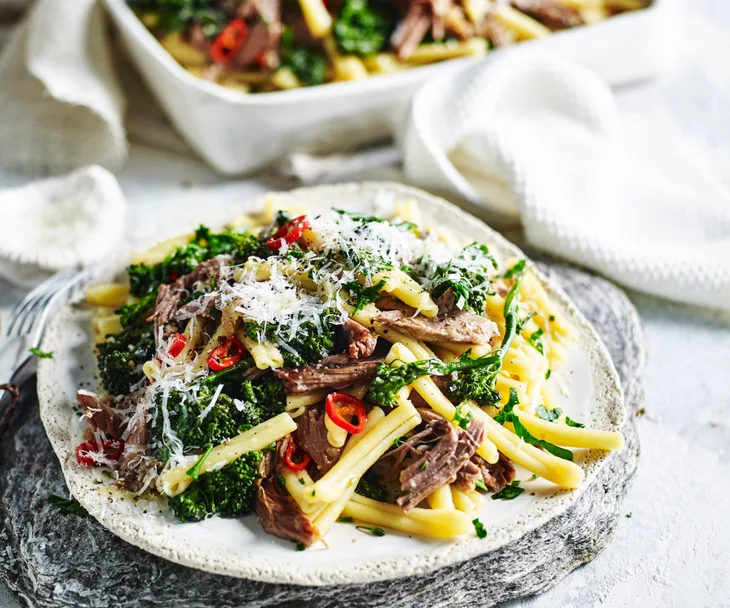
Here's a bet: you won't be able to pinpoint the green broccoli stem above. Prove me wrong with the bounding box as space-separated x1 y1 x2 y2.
202 358 256 387
186 444 214 481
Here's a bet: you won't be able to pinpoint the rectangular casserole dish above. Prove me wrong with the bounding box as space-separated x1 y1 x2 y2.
104 0 677 175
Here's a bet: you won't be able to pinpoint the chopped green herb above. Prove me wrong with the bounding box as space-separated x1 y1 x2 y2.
279 476 286 488
452 405 473 430
425 242 498 313
530 474 539 480
545 369 552 380
493 388 520 425
513 416 573 460
536 404 562 422
419 461 429 471
472 518 487 539
344 279 387 314
368 351 501 407
185 445 214 481
516 311 537 335
356 525 386 537
299 478 306 486
491 481 524 500
549 315 556 322
528 328 545 355
502 259 526 279
565 416 585 428
626 513 633 519
338 516 354 523
494 391 573 461
48 495 88 517
393 437 405 447
295 542 306 551
474 478 488 492
29 347 53 359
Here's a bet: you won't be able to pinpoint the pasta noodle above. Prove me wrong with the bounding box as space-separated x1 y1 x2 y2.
386 343 500 464
81 200 625 549
342 495 473 539
86 284 130 308
313 406 386 535
450 487 477 514
159 413 297 496
308 389 420 503
427 484 455 510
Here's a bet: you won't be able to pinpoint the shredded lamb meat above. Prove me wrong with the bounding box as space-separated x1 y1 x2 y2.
342 316 378 359
454 452 516 493
385 409 487 511
76 389 125 439
391 3 432 60
274 355 384 394
147 256 229 340
255 438 317 546
295 407 343 474
510 0 584 30
376 309 498 344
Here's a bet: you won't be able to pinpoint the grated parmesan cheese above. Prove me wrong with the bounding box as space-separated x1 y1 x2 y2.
198 383 224 421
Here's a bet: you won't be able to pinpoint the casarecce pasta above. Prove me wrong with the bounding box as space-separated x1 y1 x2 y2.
128 0 650 93
77 198 623 549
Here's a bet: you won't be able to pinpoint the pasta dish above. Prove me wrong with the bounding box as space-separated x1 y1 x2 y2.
127 0 650 93
78 198 623 547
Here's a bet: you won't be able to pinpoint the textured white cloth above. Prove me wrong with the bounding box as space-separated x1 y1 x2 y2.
0 0 127 174
0 165 127 285
402 49 730 311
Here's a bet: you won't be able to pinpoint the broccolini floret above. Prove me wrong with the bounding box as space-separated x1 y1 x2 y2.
169 450 264 522
155 371 286 460
128 225 264 297
127 0 229 37
333 0 393 57
285 48 328 87
355 471 387 502
424 243 497 313
96 323 155 396
244 310 339 368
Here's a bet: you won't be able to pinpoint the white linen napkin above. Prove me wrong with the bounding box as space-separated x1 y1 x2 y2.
0 165 127 285
401 50 730 311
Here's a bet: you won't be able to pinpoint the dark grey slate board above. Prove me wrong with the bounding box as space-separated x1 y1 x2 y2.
0 261 643 608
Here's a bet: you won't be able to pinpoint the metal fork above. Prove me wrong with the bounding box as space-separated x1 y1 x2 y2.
1 267 90 428
4 268 81 340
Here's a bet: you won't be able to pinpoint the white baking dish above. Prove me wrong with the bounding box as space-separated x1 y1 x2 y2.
103 0 677 175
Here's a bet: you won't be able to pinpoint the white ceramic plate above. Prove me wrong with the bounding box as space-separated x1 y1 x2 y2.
103 0 676 175
38 183 624 585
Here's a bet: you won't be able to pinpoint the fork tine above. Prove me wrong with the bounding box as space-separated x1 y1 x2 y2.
5 288 54 338
30 268 91 348
16 288 59 337
4 271 70 337
4 269 78 338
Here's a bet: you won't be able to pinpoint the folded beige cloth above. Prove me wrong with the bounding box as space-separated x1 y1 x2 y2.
0 0 129 173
